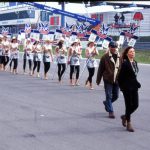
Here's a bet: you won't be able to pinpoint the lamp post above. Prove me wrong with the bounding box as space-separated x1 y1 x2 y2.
61 2 65 27
15 11 19 34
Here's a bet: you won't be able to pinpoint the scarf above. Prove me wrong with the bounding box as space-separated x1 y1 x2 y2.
109 50 120 82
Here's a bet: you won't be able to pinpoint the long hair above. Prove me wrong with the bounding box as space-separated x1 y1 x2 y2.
121 46 134 62
57 41 63 49
33 41 39 45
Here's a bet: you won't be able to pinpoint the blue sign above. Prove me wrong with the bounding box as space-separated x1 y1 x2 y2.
9 2 17 7
9 2 23 7
22 2 100 26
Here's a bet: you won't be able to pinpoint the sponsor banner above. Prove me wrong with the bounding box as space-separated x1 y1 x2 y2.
22 2 100 26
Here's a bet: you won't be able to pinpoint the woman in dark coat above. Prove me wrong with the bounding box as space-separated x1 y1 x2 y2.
118 46 141 132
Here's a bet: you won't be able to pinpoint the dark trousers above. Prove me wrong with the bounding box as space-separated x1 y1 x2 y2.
44 62 50 74
57 63 66 81
23 59 32 71
2 56 9 67
33 61 41 73
87 67 95 84
10 58 18 70
122 90 139 122
0 56 2 64
70 65 80 80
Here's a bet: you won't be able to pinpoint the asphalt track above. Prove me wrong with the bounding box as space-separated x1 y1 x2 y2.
0 56 150 150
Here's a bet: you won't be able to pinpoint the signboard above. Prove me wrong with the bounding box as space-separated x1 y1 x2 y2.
0 2 23 8
0 2 9 8
22 2 100 26
88 30 97 42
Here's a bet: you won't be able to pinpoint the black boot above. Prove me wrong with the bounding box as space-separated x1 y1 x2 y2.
121 115 127 127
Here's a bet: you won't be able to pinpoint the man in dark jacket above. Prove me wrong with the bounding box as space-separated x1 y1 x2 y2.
96 41 121 118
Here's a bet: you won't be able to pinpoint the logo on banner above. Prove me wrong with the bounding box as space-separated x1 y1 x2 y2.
24 23 31 34
2 27 9 35
37 22 49 35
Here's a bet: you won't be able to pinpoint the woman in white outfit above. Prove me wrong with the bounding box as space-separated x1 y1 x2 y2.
42 39 53 79
85 41 99 89
68 39 82 86
55 38 67 83
23 38 33 75
9 37 19 74
1 35 10 71
32 40 42 77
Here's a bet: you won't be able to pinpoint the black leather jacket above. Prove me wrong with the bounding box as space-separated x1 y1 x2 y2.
118 58 141 91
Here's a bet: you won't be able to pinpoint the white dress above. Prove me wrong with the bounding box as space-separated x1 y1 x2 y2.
70 46 81 66
56 46 67 64
43 44 53 62
26 44 33 60
86 47 98 68
2 40 10 57
11 43 19 59
33 44 42 62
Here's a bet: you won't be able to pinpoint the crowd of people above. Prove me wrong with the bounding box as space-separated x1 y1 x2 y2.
0 35 98 88
0 35 141 132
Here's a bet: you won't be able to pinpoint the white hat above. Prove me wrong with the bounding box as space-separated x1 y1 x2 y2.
59 37 65 41
27 38 31 41
57 37 65 43
87 41 95 46
12 36 17 40
45 38 53 42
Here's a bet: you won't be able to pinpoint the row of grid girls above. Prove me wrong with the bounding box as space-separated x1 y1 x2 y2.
0 36 99 89
0 36 19 74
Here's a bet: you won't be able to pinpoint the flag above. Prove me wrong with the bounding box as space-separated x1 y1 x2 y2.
100 24 111 35
65 23 74 32
129 23 139 34
82 23 90 32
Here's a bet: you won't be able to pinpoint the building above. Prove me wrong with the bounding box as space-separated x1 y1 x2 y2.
0 2 61 34
0 2 150 37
